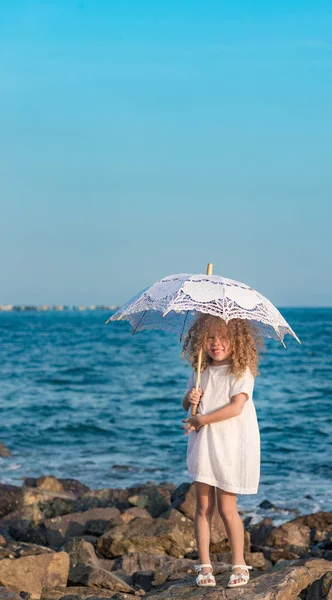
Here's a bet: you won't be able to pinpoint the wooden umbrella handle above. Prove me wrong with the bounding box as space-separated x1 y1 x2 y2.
191 262 213 416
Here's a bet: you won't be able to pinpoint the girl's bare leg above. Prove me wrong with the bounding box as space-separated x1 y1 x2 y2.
194 482 216 575
216 489 247 581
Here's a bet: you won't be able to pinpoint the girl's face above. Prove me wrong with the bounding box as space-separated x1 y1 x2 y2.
206 325 231 364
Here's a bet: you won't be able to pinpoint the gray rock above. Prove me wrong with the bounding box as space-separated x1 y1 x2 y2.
0 552 69 600
0 485 21 519
97 514 196 559
68 564 135 594
44 508 122 547
0 587 21 600
40 588 117 600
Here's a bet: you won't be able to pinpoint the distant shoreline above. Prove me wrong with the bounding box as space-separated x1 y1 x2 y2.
0 304 119 312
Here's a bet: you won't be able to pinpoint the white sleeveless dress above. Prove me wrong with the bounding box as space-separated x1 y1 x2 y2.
185 364 260 494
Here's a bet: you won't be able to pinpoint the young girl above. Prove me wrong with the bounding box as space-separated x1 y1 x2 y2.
181 314 261 589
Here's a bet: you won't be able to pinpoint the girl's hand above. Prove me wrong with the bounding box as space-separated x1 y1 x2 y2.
188 387 203 406
181 414 204 434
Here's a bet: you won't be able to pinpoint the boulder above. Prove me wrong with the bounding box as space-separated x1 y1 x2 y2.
40 587 117 600
0 552 69 599
0 486 20 519
25 477 89 497
68 564 135 594
119 508 152 524
249 517 274 549
63 538 100 569
291 512 332 544
145 557 332 600
97 514 196 559
266 521 311 555
44 508 122 547
213 550 267 570
0 541 53 560
73 490 131 513
0 505 47 545
127 486 171 518
303 570 332 599
0 587 21 600
170 483 195 520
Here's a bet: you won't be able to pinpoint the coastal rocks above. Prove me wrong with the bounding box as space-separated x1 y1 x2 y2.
0 588 21 600
170 482 195 520
291 511 332 544
115 552 199 577
303 570 332 599
250 517 274 548
0 541 53 560
68 564 135 594
0 485 20 519
0 552 69 599
127 486 172 518
64 538 100 570
97 515 196 559
73 489 133 513
43 508 123 547
40 587 118 600
119 508 152 524
145 558 332 600
266 521 311 555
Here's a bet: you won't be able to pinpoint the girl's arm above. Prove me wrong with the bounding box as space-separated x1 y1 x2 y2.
199 393 248 425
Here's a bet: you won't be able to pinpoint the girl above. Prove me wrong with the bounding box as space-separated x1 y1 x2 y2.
181 314 261 589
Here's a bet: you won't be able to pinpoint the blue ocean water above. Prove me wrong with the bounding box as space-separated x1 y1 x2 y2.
0 309 331 524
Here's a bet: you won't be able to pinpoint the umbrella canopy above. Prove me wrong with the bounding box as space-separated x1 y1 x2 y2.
106 272 300 346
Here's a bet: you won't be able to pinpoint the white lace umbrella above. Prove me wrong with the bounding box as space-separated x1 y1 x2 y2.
106 269 300 347
106 263 300 415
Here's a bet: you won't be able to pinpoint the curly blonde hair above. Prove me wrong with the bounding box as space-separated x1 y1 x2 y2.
182 314 263 377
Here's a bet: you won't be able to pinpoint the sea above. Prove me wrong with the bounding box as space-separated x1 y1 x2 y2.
0 308 331 525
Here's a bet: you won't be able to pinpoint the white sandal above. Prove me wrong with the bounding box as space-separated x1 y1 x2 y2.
194 563 216 587
227 564 252 588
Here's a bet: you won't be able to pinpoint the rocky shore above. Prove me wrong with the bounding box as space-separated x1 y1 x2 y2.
0 475 331 600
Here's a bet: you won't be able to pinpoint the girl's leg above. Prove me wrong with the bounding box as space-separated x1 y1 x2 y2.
216 489 247 582
194 482 216 575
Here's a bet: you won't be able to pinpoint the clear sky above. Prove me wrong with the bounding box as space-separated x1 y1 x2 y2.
1 1 331 306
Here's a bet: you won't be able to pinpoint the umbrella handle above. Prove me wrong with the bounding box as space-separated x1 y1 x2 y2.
191 263 213 416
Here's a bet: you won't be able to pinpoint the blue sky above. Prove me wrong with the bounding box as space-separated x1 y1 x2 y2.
0 1 331 306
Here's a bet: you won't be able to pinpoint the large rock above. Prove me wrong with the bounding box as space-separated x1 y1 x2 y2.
170 483 195 520
44 508 122 547
0 541 53 560
97 514 196 558
0 552 69 599
40 587 117 600
145 558 332 599
68 564 135 594
127 485 172 518
250 517 274 549
25 477 89 497
64 538 99 569
291 512 332 544
73 489 132 513
266 521 311 555
120 507 152 524
0 505 47 545
0 486 20 519
0 588 21 600
303 570 332 599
